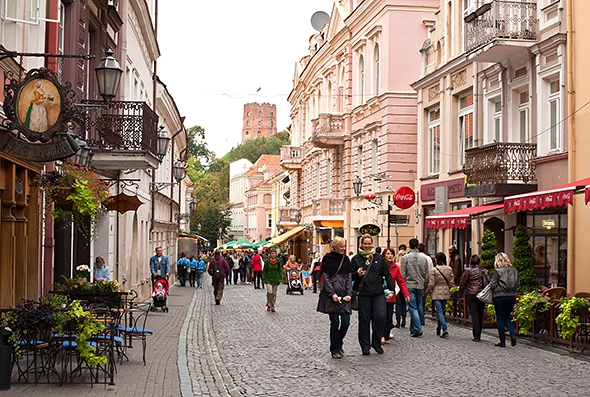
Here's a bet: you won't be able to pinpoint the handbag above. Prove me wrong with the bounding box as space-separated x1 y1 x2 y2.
351 259 373 311
476 283 494 304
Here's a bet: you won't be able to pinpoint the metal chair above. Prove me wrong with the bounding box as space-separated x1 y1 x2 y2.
118 302 152 365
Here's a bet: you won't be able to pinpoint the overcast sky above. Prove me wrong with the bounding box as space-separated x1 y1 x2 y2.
157 1 334 158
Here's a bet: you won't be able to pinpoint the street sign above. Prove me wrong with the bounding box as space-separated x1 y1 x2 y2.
389 214 410 225
377 209 389 215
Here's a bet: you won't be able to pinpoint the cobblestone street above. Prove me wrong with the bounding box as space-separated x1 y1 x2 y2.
184 280 590 397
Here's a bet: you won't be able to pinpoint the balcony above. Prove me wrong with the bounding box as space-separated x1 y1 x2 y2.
465 1 537 63
279 207 301 225
84 100 160 170
310 114 345 148
463 142 537 197
280 146 302 170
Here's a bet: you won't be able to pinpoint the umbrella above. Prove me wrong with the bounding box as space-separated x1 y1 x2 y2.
234 239 256 249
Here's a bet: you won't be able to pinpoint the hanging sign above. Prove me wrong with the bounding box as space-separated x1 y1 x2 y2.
393 186 416 209
359 224 381 236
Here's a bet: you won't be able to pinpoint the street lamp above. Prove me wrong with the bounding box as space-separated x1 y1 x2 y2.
174 197 198 222
294 210 302 225
352 175 363 197
150 160 186 192
94 49 123 104
156 125 170 160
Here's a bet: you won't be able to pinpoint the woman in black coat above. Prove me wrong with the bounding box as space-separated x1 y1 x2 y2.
316 236 354 359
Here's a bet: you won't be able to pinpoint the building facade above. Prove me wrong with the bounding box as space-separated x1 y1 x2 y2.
242 102 277 142
229 158 254 240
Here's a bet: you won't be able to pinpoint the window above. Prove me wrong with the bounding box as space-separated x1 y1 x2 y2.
257 131 261 135
258 121 261 126
428 109 441 175
259 111 262 116
270 112 273 117
358 54 365 105
247 112 250 116
246 121 250 126
267 213 272 228
357 144 363 177
549 79 560 150
463 0 475 16
458 93 474 166
493 100 502 142
373 44 380 97
519 90 530 143
371 138 378 177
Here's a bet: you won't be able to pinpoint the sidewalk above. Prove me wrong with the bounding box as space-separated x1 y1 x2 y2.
5 282 196 397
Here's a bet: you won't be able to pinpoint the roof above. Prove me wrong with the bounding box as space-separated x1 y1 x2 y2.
244 155 281 176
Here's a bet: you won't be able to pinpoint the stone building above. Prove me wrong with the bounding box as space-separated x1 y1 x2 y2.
242 102 277 141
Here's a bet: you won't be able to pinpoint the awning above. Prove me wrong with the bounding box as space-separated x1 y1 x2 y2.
312 220 344 228
586 185 590 205
425 203 504 229
504 177 590 213
268 226 305 245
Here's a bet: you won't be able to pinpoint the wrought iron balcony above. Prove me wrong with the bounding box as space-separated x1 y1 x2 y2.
465 1 537 59
84 100 160 170
310 114 345 148
280 146 302 170
463 142 537 196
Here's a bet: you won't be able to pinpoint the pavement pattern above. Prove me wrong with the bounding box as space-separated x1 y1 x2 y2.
6 275 590 396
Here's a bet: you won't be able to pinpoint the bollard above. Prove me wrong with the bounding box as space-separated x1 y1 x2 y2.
0 327 12 390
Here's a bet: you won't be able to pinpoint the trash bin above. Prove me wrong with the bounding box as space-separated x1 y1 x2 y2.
0 327 12 390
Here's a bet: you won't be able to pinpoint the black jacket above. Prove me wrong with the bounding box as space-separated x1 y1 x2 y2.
351 253 395 297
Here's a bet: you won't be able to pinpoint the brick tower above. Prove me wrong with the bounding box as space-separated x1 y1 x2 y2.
242 103 277 142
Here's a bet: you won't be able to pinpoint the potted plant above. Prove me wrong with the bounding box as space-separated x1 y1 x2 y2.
513 290 551 335
555 295 590 340
512 225 540 293
32 162 111 239
53 276 124 307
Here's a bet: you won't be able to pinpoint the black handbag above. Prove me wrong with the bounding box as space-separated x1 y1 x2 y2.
351 260 373 311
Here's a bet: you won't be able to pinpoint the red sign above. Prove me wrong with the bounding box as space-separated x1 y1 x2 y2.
394 186 416 209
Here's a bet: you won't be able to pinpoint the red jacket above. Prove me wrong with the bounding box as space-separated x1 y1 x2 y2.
386 262 410 303
251 254 263 272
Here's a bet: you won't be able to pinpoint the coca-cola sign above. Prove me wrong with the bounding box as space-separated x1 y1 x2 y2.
394 186 416 209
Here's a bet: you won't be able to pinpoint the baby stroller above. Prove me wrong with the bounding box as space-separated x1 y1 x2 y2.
151 278 169 312
286 269 304 295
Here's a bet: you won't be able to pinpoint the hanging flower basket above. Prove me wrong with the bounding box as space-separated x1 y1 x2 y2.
51 186 74 211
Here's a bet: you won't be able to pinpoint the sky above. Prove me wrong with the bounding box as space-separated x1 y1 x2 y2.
157 1 335 158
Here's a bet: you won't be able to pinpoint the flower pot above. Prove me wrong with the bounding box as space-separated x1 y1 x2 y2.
51 186 74 212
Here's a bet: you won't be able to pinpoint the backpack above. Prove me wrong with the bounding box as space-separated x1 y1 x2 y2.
212 260 224 281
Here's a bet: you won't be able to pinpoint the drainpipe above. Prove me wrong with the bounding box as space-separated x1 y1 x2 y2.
473 62 481 248
566 0 575 290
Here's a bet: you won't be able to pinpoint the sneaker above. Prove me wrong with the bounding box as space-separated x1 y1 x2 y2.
472 338 481 342
271 308 275 312
436 327 441 336
440 332 449 339
331 352 342 359
511 337 517 347
215 300 220 305
381 337 390 345
362 349 370 356
495 342 506 348
400 320 406 328
410 332 423 338
373 346 384 354
267 306 271 312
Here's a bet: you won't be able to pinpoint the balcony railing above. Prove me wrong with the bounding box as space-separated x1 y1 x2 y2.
84 100 158 154
465 0 537 53
463 142 536 185
279 207 300 224
310 114 344 148
280 146 302 169
311 198 344 217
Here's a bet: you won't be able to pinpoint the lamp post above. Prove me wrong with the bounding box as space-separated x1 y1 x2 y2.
150 159 186 192
294 210 302 225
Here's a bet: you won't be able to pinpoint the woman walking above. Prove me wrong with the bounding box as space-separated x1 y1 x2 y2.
490 252 520 347
382 248 409 344
459 254 490 342
261 248 283 312
316 237 354 359
395 250 408 328
425 252 454 338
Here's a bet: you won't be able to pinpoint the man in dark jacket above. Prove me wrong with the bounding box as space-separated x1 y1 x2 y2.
352 234 395 355
400 238 430 337
207 251 231 305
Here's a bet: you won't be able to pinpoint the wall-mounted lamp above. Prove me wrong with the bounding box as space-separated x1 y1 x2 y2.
352 175 363 197
156 125 170 160
149 160 185 192
75 49 123 111
353 175 383 205
174 197 198 221
294 210 302 225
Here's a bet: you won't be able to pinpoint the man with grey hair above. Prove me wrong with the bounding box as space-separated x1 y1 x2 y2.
400 238 430 337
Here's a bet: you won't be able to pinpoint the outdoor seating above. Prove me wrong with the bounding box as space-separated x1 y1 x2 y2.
118 301 153 365
545 287 567 300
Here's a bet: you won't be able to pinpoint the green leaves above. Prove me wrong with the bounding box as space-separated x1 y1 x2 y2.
556 296 590 340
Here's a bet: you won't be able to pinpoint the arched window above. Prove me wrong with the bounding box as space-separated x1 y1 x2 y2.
358 54 365 105
373 43 380 97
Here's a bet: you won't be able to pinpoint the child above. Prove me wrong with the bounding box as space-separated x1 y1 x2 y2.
152 282 166 301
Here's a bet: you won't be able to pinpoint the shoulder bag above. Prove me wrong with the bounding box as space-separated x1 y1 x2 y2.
476 283 494 304
351 260 373 311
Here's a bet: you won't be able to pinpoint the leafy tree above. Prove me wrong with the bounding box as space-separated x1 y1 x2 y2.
223 131 290 163
512 224 540 293
190 202 231 248
186 125 215 168
480 229 498 273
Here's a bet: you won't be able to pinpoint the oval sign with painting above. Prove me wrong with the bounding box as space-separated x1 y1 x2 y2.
359 224 381 236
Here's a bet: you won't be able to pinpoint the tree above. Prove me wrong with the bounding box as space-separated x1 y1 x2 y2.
186 125 215 168
512 225 540 293
480 229 498 274
223 131 290 163
191 202 231 248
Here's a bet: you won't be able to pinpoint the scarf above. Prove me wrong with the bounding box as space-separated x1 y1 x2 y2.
321 252 353 276
358 248 375 267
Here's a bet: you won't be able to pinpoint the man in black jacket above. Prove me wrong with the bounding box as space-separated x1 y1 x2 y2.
352 234 395 355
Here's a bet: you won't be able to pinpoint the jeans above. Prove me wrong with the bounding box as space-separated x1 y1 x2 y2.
232 269 240 284
188 270 196 287
253 271 262 289
466 294 485 339
239 267 246 282
196 271 204 287
329 312 350 354
407 288 424 334
357 294 387 351
396 291 407 324
178 267 186 287
384 302 395 340
433 300 448 333
494 295 516 345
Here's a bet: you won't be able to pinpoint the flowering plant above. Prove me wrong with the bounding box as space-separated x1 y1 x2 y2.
76 264 90 280
54 276 120 294
513 290 551 335
32 162 111 239
555 295 590 340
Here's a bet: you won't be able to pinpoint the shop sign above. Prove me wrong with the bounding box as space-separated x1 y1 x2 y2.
359 224 381 236
394 186 416 209
542 219 556 230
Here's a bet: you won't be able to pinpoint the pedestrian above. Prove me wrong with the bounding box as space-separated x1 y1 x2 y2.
149 246 170 286
224 252 234 285
418 243 433 325
381 247 409 344
239 252 247 283
312 252 322 293
400 238 430 337
93 256 110 282
207 251 230 305
448 245 463 285
316 237 354 359
425 252 454 338
490 252 520 347
251 249 263 289
176 252 190 287
459 254 490 342
188 255 197 287
231 251 240 285
245 252 253 284
352 234 395 355
395 249 408 328
261 247 283 312
196 254 207 288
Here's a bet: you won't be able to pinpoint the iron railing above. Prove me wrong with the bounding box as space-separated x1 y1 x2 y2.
463 142 536 185
465 0 537 53
84 100 158 154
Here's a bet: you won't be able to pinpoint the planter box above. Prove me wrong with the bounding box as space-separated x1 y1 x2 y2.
52 291 128 308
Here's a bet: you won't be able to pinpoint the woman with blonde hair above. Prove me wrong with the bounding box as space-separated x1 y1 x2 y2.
490 252 520 347
316 236 354 358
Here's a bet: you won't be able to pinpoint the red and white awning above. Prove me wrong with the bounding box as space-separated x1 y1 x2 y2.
504 177 590 214
425 203 504 229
